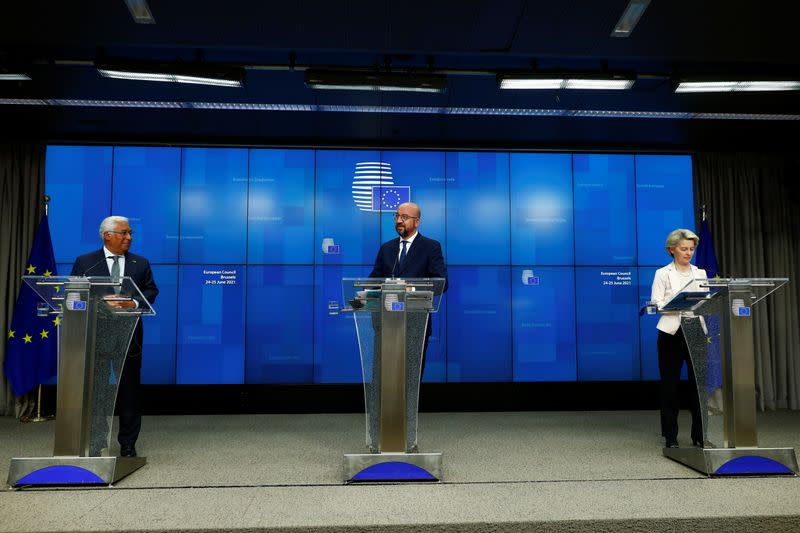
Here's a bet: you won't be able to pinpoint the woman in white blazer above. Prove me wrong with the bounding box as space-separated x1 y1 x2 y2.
651 228 707 448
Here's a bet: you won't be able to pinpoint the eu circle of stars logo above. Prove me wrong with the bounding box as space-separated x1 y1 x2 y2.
381 189 401 210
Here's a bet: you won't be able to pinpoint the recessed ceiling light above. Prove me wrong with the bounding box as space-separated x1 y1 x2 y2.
97 62 244 87
304 70 447 93
611 0 651 37
499 75 635 90
123 0 155 24
0 73 31 81
675 80 800 93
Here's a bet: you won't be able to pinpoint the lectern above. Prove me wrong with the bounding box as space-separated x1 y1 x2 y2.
342 277 446 482
657 277 798 475
7 276 155 487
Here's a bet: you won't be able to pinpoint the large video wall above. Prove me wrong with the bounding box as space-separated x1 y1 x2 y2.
46 146 694 384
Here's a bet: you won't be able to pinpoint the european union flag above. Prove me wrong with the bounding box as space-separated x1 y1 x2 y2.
695 217 719 278
4 215 59 396
372 186 410 212
694 215 721 392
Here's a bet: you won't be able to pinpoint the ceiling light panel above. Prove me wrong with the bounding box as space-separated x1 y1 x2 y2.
676 81 800 93
0 73 31 81
499 79 563 90
611 0 651 37
97 63 244 87
304 70 447 93
124 0 156 24
499 76 634 90
564 78 634 90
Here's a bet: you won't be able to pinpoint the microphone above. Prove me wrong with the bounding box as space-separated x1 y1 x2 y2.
82 256 110 276
391 247 399 279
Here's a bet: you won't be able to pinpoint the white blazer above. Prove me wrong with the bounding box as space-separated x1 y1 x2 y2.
650 262 708 335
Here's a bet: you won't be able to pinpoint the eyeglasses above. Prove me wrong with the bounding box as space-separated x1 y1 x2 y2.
393 214 418 222
107 230 134 236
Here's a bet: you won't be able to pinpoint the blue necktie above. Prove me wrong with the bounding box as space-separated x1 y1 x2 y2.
399 240 408 268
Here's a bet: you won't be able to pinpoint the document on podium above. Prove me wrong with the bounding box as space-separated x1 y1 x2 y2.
660 278 712 312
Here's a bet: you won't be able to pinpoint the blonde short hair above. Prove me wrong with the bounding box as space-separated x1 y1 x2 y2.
665 228 699 256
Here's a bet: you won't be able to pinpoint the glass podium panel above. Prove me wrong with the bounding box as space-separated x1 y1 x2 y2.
702 277 788 307
659 276 797 476
681 296 724 449
9 276 155 486
342 277 446 313
676 276 790 450
352 310 379 450
23 276 156 457
342 278 446 482
343 278 445 453
89 304 139 456
23 275 156 316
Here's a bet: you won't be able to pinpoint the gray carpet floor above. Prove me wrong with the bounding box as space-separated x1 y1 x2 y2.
1 410 799 532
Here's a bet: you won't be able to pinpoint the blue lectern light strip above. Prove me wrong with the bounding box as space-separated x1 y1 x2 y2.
351 461 437 481
714 456 794 475
16 465 105 485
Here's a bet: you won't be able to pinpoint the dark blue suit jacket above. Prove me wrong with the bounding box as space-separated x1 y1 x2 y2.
71 249 159 357
369 233 448 293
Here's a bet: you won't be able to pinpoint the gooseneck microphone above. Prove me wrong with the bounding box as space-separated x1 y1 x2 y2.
82 256 110 276
390 242 400 278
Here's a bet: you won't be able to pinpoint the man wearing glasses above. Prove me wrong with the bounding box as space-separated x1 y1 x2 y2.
71 215 159 458
369 202 448 377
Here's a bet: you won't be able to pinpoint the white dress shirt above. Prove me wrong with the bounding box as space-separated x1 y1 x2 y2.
651 261 708 334
103 246 140 307
103 246 126 277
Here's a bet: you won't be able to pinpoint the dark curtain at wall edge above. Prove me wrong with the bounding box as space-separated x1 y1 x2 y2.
0 143 46 417
693 152 800 410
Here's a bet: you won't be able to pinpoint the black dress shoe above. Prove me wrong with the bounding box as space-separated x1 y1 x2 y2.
120 445 137 457
665 439 679 448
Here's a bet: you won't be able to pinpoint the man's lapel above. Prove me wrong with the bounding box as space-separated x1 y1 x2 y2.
91 249 109 276
124 253 140 280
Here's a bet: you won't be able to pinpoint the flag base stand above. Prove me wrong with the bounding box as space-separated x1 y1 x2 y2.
19 385 54 424
21 415 55 423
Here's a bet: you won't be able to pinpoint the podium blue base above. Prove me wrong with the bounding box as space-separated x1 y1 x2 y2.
344 452 442 483
663 446 798 476
8 456 146 487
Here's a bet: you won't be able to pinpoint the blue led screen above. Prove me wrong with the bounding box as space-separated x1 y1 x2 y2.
179 148 249 264
445 152 510 265
46 147 695 384
111 147 181 264
573 154 638 266
510 153 573 266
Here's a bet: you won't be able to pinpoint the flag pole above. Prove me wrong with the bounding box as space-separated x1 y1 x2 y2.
25 384 53 423
25 194 55 424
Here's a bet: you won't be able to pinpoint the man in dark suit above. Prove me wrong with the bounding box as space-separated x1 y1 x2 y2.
71 216 158 458
369 202 448 377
